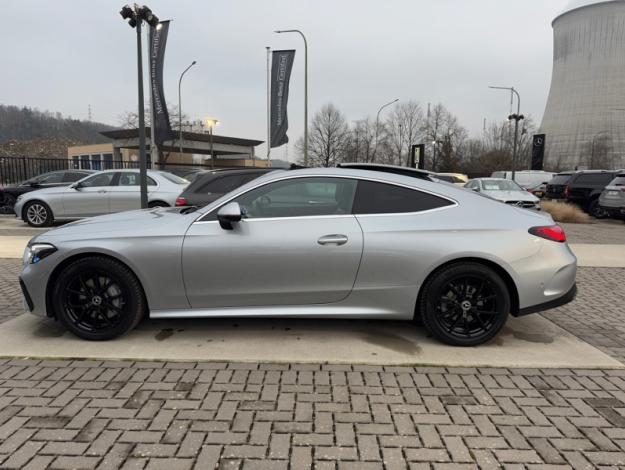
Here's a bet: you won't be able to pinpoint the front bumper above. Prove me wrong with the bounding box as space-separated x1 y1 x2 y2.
517 283 577 316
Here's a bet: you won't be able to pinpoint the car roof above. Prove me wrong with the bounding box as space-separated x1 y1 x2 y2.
337 163 434 180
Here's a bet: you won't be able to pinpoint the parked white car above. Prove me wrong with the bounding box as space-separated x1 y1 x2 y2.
14 170 189 227
491 170 555 188
465 178 541 210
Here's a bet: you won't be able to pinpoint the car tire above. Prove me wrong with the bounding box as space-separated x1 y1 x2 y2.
2 193 16 210
587 199 608 219
419 262 510 347
148 201 169 208
51 256 146 341
23 201 53 227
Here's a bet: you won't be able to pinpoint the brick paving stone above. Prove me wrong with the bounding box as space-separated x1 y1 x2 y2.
2 261 625 467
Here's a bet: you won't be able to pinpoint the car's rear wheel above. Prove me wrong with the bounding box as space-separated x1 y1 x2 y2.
419 262 510 346
51 256 145 341
24 201 53 227
587 199 608 219
2 194 16 210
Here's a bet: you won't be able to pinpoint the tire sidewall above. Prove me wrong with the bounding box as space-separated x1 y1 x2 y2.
24 201 53 227
420 263 510 347
52 257 144 341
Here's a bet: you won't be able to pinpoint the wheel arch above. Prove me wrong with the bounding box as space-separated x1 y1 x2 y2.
415 256 520 319
45 252 149 319
148 200 170 208
21 199 52 221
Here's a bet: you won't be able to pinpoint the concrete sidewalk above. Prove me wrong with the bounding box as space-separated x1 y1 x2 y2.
0 313 620 369
1 235 624 267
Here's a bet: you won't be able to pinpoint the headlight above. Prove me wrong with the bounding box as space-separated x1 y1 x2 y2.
22 243 57 266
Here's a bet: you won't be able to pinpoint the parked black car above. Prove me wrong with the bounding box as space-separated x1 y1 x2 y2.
175 168 276 207
546 170 618 218
0 169 94 211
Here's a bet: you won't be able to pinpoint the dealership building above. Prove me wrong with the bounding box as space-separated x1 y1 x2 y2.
67 128 268 170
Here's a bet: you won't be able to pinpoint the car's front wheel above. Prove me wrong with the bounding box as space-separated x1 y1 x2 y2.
587 199 608 219
24 201 53 227
419 262 510 346
51 256 145 340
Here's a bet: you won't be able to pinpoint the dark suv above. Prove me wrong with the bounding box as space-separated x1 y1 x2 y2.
175 168 277 207
546 170 618 218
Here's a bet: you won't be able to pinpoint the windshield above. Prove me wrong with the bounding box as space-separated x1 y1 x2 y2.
482 180 523 191
549 174 572 185
159 172 189 185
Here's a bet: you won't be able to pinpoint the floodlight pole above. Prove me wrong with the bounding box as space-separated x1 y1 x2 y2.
178 61 196 157
489 85 522 181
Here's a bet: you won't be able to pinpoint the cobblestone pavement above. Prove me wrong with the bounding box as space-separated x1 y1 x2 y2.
0 260 22 324
561 220 625 245
544 267 625 363
2 261 625 468
3 360 625 469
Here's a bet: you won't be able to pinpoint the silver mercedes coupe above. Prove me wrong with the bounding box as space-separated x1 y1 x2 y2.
19 167 577 346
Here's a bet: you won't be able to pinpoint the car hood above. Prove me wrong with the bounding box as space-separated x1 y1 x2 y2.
36 207 194 241
19 186 67 197
481 190 539 203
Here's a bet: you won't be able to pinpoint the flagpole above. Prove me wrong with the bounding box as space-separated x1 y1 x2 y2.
149 26 158 169
266 46 271 166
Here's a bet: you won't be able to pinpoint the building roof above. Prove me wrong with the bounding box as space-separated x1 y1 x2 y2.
100 128 263 147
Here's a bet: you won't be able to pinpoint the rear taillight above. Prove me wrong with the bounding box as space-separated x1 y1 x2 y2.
529 225 567 243
564 185 571 198
175 197 188 207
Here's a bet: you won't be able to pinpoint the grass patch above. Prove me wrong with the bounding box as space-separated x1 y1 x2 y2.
540 201 592 223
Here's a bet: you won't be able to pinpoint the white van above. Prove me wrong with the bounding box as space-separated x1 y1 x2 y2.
491 170 555 188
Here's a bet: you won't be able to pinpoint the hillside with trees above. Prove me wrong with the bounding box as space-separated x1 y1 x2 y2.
0 105 117 157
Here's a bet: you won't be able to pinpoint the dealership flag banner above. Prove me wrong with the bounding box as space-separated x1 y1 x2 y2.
270 50 296 148
149 21 175 148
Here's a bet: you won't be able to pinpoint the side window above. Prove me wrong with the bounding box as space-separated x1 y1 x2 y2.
63 172 89 183
223 177 357 219
119 172 156 186
80 173 116 188
36 173 64 184
199 175 245 194
353 180 454 214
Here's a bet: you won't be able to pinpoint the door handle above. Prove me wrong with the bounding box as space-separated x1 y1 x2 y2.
97 190 107 193
318 234 348 246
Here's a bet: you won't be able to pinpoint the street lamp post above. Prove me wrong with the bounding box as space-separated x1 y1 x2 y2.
178 61 197 157
489 86 523 181
374 99 399 162
205 119 219 170
274 29 308 166
120 4 160 209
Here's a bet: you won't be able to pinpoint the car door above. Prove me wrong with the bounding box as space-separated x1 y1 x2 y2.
108 172 157 212
182 176 364 308
61 172 115 217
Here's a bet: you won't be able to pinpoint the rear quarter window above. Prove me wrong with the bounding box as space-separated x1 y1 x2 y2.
609 176 625 186
353 180 454 214
574 173 614 185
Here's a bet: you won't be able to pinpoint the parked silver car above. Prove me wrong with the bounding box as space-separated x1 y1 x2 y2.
599 172 625 221
465 178 540 209
19 167 577 346
14 170 189 227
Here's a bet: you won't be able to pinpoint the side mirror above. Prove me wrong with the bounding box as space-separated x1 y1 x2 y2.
471 187 480 192
71 182 84 190
28 182 41 188
217 202 242 230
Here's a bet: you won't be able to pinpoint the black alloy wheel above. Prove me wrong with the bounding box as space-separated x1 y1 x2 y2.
420 262 510 346
52 257 145 340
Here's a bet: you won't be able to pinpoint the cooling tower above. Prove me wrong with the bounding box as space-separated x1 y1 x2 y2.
540 0 625 170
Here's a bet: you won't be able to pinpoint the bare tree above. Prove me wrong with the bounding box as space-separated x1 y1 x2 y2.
385 101 425 166
423 104 467 171
297 103 351 167
117 104 188 130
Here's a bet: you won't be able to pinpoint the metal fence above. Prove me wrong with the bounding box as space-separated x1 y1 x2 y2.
0 156 217 186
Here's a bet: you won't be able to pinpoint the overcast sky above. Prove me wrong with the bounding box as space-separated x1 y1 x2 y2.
1 0 588 159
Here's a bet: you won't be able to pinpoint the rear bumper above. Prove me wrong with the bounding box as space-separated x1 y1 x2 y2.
517 284 577 316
